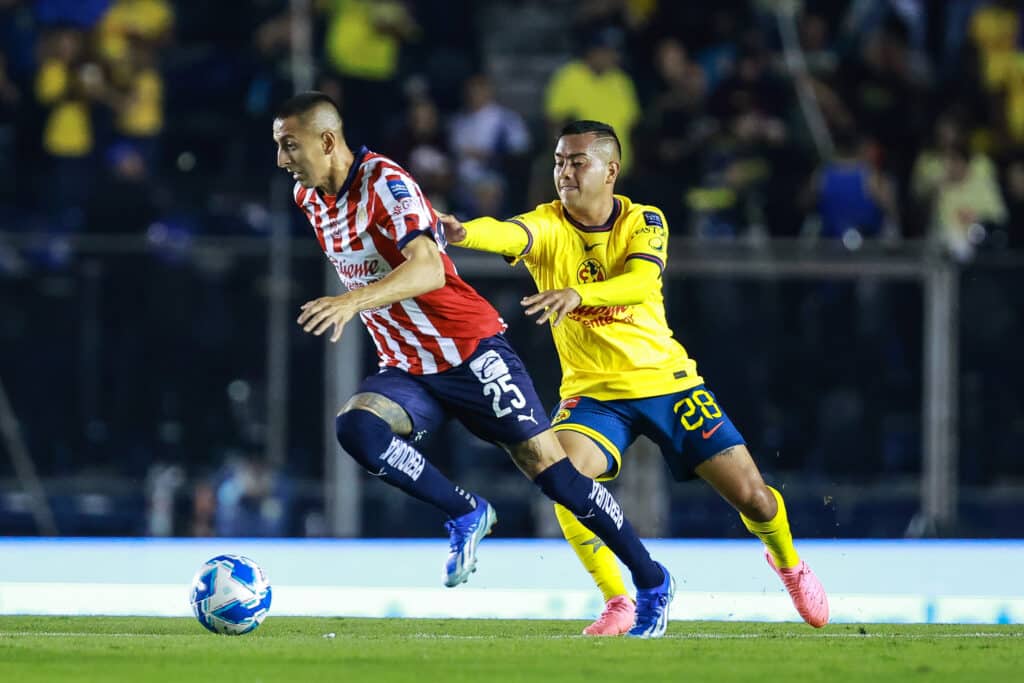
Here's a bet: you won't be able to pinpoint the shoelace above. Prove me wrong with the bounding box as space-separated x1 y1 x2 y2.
445 518 474 552
634 592 669 626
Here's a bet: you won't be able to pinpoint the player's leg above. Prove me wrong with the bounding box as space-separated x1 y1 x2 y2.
655 385 828 627
694 445 797 566
446 336 674 637
696 445 828 627
506 430 674 638
551 402 633 635
334 372 496 587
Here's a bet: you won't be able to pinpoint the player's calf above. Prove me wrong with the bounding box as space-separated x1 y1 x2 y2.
335 409 476 519
532 458 664 590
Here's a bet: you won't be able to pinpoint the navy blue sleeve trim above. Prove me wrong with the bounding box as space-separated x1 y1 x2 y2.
505 219 534 257
625 252 665 274
397 227 433 251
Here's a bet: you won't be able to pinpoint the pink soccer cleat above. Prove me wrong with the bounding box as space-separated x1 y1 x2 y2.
582 595 636 636
766 551 829 628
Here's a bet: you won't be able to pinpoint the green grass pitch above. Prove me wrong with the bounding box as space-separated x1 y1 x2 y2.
1 617 1022 682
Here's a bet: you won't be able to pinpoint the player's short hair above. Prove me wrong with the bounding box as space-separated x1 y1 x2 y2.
559 120 621 158
274 91 343 128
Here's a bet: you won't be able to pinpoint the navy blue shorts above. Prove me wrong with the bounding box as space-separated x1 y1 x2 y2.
357 334 550 446
550 384 745 482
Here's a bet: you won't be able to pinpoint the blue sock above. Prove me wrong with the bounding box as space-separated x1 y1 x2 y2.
533 458 663 589
336 410 476 519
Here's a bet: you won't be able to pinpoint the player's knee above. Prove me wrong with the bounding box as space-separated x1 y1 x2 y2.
335 409 394 468
738 484 777 521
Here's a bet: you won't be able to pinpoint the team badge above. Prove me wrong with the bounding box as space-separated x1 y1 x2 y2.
577 258 606 284
552 409 571 425
386 178 412 200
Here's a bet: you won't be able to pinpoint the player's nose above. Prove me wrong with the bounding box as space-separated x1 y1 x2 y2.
276 149 288 168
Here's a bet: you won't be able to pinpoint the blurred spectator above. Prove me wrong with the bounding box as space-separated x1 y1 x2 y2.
34 26 109 229
85 141 161 234
629 37 712 229
806 128 898 242
383 91 454 211
798 9 839 83
968 0 1019 94
321 0 419 146
95 0 173 63
190 479 216 537
215 454 291 537
930 142 1007 261
836 18 928 200
544 26 640 174
911 111 996 220
0 50 20 203
108 39 164 167
448 73 531 216
709 36 791 123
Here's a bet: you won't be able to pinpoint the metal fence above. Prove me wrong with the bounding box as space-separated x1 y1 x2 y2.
1 233 1021 539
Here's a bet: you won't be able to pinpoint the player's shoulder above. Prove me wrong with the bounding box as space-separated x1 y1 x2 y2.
617 195 668 233
509 200 561 227
361 150 407 181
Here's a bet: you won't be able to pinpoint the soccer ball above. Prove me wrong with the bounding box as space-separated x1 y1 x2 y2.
190 554 272 635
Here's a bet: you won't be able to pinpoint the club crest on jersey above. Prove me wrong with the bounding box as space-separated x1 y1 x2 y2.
577 258 606 284
387 178 412 200
552 409 571 425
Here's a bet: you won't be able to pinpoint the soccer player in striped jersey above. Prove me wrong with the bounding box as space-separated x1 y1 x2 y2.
273 94 675 636
441 120 829 635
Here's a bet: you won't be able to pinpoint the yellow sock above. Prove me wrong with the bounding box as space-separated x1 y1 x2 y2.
741 486 801 569
554 503 630 602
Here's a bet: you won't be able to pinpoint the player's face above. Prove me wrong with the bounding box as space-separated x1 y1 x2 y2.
553 134 613 209
273 116 327 188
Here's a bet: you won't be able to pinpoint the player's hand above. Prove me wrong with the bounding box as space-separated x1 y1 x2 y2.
297 295 357 342
437 213 466 244
521 288 582 327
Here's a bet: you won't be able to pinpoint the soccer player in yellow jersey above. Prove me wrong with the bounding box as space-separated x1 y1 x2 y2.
440 120 829 635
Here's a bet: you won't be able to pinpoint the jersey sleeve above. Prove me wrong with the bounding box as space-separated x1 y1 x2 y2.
372 168 437 250
462 204 552 266
460 216 532 262
622 206 669 275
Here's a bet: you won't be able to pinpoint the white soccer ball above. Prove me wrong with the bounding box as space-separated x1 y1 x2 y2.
190 554 272 635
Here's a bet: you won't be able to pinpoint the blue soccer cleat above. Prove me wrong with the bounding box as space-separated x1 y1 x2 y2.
443 497 497 587
627 562 675 638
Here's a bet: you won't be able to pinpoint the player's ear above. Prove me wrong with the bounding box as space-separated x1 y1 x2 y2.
321 130 335 155
606 159 620 185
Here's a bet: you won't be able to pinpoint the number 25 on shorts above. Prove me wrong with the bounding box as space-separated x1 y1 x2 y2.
673 389 722 431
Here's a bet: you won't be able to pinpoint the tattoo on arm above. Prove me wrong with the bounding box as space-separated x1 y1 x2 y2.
340 392 413 437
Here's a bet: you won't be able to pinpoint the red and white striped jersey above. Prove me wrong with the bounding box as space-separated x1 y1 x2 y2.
293 147 506 374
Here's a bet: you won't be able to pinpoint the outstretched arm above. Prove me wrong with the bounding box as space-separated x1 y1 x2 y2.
297 233 445 342
522 257 662 326
439 213 531 260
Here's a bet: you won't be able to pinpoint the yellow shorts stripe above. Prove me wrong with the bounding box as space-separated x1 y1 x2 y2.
552 422 622 482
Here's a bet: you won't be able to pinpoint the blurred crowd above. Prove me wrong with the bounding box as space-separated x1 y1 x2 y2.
2 0 1024 538
2 0 1024 257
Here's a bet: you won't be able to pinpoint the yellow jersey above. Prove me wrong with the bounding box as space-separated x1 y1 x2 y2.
460 194 702 401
